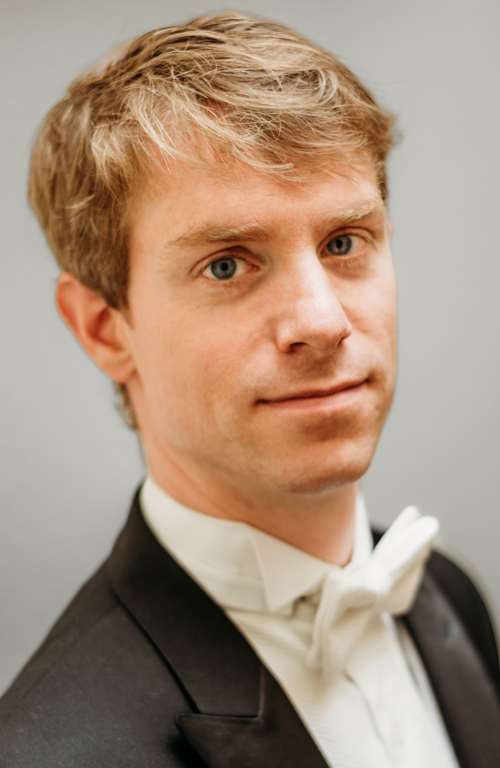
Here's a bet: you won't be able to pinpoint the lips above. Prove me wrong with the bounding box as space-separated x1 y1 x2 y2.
259 379 368 404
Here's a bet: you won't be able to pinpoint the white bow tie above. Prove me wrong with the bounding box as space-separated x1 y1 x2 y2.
306 506 439 681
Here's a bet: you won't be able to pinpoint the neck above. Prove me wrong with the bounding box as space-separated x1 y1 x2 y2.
146 443 357 567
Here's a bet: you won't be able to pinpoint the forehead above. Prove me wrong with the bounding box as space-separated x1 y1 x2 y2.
129 155 384 248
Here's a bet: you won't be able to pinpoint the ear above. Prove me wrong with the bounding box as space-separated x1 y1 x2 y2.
56 272 135 383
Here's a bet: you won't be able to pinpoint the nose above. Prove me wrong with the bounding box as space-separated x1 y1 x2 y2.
273 257 352 355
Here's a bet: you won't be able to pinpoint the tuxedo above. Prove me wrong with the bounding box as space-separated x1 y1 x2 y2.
1 491 499 768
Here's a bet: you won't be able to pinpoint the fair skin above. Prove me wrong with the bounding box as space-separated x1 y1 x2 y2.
57 155 397 565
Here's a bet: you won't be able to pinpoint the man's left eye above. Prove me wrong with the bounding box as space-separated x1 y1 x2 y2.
203 256 245 280
326 234 354 255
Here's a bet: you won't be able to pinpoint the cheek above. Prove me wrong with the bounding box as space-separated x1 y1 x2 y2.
382 273 398 359
374 284 398 403
345 265 398 394
135 305 250 420
346 273 397 345
366 258 397 346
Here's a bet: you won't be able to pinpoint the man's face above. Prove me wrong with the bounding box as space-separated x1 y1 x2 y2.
124 157 397 498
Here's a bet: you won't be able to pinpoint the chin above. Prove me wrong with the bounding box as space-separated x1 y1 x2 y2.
258 440 376 496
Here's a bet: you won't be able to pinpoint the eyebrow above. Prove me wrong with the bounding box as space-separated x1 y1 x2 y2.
316 197 386 233
171 221 270 247
169 196 384 249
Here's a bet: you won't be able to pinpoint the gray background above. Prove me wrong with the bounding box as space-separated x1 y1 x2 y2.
1 0 499 695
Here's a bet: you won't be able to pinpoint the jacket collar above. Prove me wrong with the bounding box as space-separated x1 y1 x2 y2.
368 531 500 768
108 494 500 768
107 492 329 768
403 569 500 768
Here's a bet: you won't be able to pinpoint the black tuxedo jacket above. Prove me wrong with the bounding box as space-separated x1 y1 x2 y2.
1 492 500 768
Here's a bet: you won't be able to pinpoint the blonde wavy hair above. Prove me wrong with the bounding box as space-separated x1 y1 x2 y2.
29 11 395 427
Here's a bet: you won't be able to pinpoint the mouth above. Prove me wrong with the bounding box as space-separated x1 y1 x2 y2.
257 379 369 411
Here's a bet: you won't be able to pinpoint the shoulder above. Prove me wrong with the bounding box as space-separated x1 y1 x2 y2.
0 558 194 767
0 561 118 715
425 549 500 691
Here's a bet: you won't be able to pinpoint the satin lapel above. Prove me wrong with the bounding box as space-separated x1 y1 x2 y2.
176 666 329 768
403 570 500 768
108 494 329 768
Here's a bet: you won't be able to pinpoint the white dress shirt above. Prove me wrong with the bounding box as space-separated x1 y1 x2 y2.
140 478 459 768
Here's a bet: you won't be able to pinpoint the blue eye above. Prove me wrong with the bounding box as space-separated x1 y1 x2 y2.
209 257 237 280
327 235 353 255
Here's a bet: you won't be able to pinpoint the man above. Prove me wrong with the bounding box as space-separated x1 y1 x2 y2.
0 11 499 768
